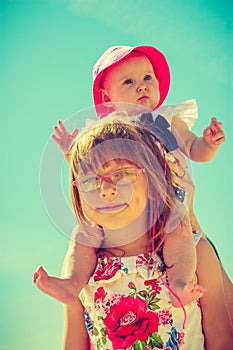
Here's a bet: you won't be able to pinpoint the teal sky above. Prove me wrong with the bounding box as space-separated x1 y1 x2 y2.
1 1 232 349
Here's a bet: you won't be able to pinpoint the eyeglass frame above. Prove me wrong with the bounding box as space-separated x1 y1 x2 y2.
72 167 146 192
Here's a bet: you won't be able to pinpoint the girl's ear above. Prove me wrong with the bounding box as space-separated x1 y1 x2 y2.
99 89 113 107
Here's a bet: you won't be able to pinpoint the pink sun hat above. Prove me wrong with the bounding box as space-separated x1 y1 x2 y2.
93 45 170 118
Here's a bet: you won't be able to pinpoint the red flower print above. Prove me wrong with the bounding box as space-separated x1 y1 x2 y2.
94 287 107 304
157 308 173 326
128 282 136 290
136 253 150 266
104 296 159 349
177 331 185 345
94 257 121 281
144 279 162 294
102 293 122 313
94 287 107 310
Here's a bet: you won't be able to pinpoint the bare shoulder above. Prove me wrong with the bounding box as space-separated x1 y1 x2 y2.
196 236 212 252
196 237 225 296
196 237 220 270
196 236 220 260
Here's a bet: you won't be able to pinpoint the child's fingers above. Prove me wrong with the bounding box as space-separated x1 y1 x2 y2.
71 128 79 138
212 131 225 144
167 160 193 190
211 117 222 126
209 122 218 135
172 171 193 190
209 125 217 135
53 125 63 138
167 160 178 174
203 128 211 139
210 117 223 133
214 120 223 131
33 271 39 284
51 134 61 145
58 120 67 133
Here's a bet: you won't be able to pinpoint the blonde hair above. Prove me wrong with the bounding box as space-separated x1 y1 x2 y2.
69 116 175 255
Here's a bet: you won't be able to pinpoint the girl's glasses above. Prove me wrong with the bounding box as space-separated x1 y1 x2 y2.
73 167 145 192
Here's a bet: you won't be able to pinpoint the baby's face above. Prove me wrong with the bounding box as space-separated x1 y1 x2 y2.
100 52 160 113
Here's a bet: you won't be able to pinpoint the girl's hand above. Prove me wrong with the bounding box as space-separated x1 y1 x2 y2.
52 120 79 155
203 117 225 148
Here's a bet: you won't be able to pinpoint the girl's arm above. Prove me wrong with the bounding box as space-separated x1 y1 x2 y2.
172 115 225 162
196 237 233 349
63 301 90 350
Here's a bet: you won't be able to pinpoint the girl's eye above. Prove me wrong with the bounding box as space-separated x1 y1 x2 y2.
124 79 133 85
144 75 152 81
112 170 124 180
80 176 96 185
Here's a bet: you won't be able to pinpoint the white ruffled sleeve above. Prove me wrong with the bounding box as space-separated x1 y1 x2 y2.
156 99 198 129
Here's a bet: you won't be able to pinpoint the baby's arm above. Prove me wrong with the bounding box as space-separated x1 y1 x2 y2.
163 213 206 306
62 239 97 287
52 120 78 163
172 116 225 162
196 237 233 349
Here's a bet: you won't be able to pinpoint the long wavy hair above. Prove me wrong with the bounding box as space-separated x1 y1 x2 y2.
69 116 176 256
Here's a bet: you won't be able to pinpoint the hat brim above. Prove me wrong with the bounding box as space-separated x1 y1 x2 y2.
93 45 170 118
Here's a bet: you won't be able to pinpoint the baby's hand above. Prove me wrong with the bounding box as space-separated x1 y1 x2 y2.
52 120 78 155
203 117 225 148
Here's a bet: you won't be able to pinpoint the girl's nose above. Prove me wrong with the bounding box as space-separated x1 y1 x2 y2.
98 180 118 200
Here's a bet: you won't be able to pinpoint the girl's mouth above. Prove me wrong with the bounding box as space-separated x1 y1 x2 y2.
96 203 128 213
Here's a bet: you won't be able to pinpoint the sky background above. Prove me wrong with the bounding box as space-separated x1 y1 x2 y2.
1 0 232 349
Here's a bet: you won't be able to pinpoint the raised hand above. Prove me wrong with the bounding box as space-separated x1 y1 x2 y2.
203 117 225 147
52 120 78 155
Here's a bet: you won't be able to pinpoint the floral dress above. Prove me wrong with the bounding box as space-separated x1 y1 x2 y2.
79 253 204 350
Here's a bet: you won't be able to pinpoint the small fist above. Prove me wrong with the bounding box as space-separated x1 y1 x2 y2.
203 117 225 147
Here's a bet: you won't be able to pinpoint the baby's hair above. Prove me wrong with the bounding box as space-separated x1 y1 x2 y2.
69 116 176 256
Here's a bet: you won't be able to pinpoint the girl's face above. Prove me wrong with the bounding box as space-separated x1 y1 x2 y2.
100 52 160 112
78 160 148 229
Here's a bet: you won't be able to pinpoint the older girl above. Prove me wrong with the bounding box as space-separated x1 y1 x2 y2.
62 116 232 350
